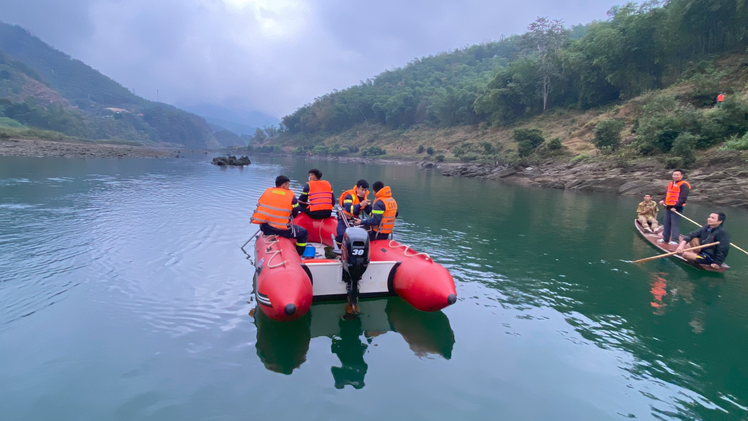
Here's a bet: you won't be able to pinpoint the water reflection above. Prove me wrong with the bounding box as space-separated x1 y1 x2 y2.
254 297 455 388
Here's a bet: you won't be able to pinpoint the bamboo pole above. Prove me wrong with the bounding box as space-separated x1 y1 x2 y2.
632 241 720 264
670 208 748 256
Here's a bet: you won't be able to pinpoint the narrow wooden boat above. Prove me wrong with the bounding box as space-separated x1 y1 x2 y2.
634 220 729 273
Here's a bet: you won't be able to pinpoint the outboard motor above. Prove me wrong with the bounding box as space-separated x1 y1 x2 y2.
341 227 370 313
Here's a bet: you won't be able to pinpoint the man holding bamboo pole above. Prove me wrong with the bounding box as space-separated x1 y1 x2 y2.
658 169 690 245
675 213 730 269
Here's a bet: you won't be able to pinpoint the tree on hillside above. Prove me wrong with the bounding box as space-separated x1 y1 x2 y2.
523 17 567 111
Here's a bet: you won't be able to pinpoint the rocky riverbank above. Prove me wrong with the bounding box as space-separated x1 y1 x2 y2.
423 150 748 209
0 138 177 158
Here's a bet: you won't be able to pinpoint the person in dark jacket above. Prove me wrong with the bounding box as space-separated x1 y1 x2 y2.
675 212 730 268
658 169 691 245
298 169 335 219
335 179 372 246
355 181 398 241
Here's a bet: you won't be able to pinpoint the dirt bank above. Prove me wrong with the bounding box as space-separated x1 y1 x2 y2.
0 138 177 159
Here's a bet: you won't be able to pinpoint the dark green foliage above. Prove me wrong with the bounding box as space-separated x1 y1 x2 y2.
512 128 545 157
361 146 386 156
671 132 698 164
277 0 748 143
665 157 685 169
435 154 445 162
417 145 425 154
548 137 563 150
480 141 495 153
426 146 434 155
593 119 625 150
723 133 748 150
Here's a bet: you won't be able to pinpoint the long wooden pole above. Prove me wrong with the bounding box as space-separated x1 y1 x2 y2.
632 241 720 264
670 208 748 256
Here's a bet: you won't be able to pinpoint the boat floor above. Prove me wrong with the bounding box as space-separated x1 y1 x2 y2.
634 220 729 273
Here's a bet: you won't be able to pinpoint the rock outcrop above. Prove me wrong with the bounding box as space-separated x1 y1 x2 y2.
212 155 251 167
424 150 748 209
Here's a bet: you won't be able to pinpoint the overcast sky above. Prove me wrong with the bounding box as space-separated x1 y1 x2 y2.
1 0 624 118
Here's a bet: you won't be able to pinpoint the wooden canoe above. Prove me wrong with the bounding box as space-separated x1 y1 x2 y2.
634 220 729 273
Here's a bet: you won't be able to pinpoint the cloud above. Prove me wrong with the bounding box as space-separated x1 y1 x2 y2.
0 0 624 119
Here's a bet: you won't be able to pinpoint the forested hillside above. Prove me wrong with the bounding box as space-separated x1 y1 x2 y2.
0 23 242 148
275 0 748 165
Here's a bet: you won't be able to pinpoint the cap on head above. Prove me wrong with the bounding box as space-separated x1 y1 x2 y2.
309 169 322 180
356 179 369 189
372 181 384 193
275 175 290 187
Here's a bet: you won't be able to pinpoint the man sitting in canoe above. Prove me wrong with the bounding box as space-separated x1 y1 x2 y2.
298 169 335 219
675 212 730 269
354 181 398 241
636 194 660 233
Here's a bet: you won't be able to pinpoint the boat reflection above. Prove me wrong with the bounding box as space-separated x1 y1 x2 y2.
254 297 455 387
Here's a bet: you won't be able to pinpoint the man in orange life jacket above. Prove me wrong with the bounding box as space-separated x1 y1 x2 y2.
355 181 398 241
658 169 691 246
251 175 308 255
335 179 372 246
298 169 335 219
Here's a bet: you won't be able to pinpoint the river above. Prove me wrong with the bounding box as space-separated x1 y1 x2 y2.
1 154 747 421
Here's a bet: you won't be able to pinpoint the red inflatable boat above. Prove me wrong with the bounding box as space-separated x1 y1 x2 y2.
251 213 456 322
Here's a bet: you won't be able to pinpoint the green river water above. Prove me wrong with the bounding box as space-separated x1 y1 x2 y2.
1 154 747 421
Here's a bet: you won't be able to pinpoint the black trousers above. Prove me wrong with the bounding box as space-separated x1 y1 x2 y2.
261 224 309 255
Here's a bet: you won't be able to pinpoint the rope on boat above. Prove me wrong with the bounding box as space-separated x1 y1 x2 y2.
388 239 432 261
263 235 288 269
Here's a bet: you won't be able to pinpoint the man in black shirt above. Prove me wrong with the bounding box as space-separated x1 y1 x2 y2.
675 212 730 269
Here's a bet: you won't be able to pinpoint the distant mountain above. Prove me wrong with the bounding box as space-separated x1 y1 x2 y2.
179 103 279 132
203 115 257 136
0 22 238 148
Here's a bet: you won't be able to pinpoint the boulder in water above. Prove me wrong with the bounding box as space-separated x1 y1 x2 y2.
212 155 251 167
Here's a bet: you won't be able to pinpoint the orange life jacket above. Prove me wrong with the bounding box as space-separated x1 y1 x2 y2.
339 186 369 218
306 180 334 212
717 94 725 102
665 180 691 207
251 187 294 230
371 186 397 234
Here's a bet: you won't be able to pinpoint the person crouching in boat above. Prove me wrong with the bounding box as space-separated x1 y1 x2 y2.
251 175 309 255
298 169 335 219
675 212 730 269
354 181 398 241
336 179 372 247
637 194 660 233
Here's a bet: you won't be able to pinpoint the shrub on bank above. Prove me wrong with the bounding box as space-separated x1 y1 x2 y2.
723 132 748 150
593 119 625 150
512 128 545 157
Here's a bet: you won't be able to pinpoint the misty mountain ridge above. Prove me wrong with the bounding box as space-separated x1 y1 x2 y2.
0 22 246 148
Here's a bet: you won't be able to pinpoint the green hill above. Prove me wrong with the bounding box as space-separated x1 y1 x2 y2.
271 0 748 166
0 22 243 148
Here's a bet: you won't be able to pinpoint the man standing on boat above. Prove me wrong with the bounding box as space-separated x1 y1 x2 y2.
637 194 660 233
658 169 691 245
251 175 308 255
299 169 335 219
335 179 372 246
355 181 398 241
675 213 730 269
